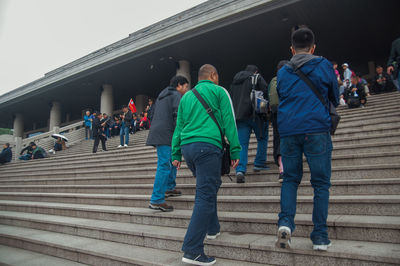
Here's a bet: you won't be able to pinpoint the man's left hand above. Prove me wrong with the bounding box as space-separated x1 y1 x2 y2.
172 160 181 169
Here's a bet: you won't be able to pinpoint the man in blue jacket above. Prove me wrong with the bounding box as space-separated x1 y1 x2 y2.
0 143 12 164
275 27 339 251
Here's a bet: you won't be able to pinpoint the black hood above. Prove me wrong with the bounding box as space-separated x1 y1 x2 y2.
232 71 254 85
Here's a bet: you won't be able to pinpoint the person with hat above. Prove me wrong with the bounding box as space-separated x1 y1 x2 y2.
342 63 352 88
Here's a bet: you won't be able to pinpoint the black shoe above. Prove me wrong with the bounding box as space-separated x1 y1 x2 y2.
148 202 173 212
182 253 216 266
279 172 284 183
236 172 245 183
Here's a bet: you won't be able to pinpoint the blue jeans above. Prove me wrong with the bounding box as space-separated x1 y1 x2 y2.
150 145 177 204
278 132 333 242
236 118 269 173
19 154 31 160
181 142 222 255
120 126 129 145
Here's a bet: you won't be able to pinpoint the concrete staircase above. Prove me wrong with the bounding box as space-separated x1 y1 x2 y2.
0 92 399 265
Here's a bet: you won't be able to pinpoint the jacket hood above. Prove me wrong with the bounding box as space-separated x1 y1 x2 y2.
158 86 176 100
232 71 253 85
287 54 324 74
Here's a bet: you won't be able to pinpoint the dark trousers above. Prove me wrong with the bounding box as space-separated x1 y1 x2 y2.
181 142 222 255
93 135 106 153
271 111 281 166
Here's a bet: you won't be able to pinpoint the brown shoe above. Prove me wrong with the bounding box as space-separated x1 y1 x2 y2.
165 189 182 198
149 202 174 212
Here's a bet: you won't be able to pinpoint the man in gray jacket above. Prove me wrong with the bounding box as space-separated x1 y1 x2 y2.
147 75 189 212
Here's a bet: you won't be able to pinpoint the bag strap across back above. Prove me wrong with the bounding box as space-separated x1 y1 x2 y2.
192 88 226 146
292 65 329 109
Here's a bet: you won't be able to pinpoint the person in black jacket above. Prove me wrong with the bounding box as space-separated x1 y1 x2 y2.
146 75 189 212
0 143 12 164
92 111 107 153
372 66 395 94
118 105 133 148
19 142 35 160
229 65 269 183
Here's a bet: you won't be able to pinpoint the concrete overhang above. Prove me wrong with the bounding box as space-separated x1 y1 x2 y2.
0 0 297 108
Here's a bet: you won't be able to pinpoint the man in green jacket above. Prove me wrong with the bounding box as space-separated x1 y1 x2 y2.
172 64 240 266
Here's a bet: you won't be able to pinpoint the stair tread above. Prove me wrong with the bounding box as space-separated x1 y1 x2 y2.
0 202 399 228
0 244 87 266
0 224 268 266
0 223 398 264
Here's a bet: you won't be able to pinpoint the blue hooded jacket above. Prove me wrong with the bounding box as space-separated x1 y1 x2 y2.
277 54 339 137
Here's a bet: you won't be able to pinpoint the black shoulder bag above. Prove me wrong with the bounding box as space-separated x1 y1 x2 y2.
192 88 231 175
294 68 341 135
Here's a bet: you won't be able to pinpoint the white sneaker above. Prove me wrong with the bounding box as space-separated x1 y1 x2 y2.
124 144 128 147
117 145 123 148
313 240 332 251
276 226 291 249
206 232 220 240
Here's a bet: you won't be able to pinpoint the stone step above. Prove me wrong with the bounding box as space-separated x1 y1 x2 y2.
1 202 398 244
0 224 268 266
0 244 87 266
4 127 399 172
0 178 398 196
0 192 398 216
0 224 398 265
3 148 399 178
3 134 400 173
0 164 398 186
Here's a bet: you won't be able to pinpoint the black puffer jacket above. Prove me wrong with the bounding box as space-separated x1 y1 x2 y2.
229 70 268 121
146 86 181 146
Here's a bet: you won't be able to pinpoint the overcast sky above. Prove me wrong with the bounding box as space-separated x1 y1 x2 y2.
0 0 207 96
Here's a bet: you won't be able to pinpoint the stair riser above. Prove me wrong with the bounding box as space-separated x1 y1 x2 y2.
0 216 397 260
0 205 397 245
0 232 395 266
0 195 397 216
3 152 398 177
2 164 399 180
4 144 400 175
0 182 398 196
1 166 398 185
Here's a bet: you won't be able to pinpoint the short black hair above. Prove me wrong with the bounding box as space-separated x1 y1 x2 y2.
103 113 107 116
122 105 128 109
245 65 259 73
29 142 35 146
331 61 337 65
291 27 315 51
4 143 10 148
170 75 189 88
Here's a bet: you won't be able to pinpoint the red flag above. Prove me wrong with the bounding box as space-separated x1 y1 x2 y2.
128 98 136 113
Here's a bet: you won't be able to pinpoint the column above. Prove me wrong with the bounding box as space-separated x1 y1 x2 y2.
49 101 61 131
13 114 24 160
368 61 376 78
176 60 191 88
13 113 24 138
135 94 148 114
100 84 114 116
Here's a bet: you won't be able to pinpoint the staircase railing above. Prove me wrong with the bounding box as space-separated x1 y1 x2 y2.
13 120 86 161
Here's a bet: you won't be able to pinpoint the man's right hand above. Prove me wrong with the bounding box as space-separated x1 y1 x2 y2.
387 66 394 75
231 159 239 168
